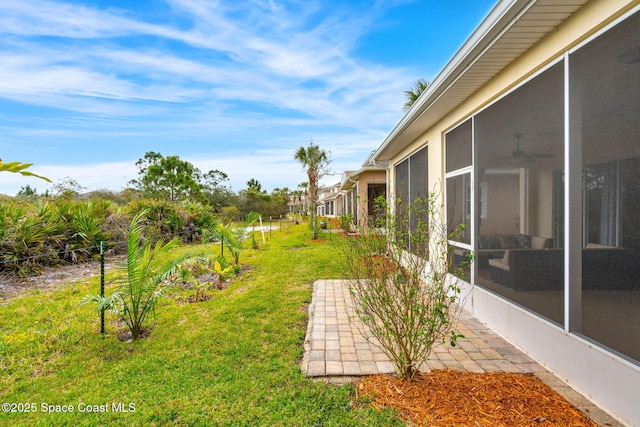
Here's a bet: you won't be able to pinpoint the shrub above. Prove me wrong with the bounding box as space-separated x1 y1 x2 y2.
336 195 472 380
337 213 354 232
219 206 240 224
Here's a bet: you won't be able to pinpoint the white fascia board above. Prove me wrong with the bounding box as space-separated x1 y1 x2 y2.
372 0 530 161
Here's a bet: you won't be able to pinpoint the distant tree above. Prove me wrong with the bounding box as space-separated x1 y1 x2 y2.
201 170 235 211
130 152 203 202
16 185 38 198
52 177 85 199
269 187 290 217
298 182 309 214
219 206 240 224
294 141 331 239
202 170 229 189
403 78 430 111
0 159 51 182
239 179 269 216
290 189 301 213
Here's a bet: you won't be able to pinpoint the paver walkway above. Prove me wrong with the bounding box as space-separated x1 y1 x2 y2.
301 279 623 427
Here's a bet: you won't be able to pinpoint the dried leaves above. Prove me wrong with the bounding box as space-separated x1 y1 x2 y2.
357 370 597 427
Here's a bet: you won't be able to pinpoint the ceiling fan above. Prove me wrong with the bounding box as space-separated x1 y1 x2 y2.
507 133 554 163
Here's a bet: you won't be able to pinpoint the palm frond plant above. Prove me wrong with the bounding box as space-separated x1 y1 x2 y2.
81 209 194 340
62 202 107 263
0 160 51 182
403 78 430 111
202 220 232 258
0 205 59 276
294 142 331 240
228 229 244 265
205 213 260 265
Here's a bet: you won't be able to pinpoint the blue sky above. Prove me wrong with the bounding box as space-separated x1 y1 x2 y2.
0 0 496 196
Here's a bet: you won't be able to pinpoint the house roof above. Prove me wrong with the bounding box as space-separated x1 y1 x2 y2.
373 0 588 161
340 165 386 191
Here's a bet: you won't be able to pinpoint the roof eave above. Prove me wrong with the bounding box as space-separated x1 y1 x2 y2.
372 0 587 162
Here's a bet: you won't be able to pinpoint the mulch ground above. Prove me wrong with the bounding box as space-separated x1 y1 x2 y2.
357 370 598 427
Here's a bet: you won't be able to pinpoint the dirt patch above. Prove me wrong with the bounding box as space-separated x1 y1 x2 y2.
181 293 215 304
118 327 152 342
357 370 597 427
0 256 125 300
1 260 253 301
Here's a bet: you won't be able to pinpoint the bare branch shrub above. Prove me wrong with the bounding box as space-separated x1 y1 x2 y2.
337 194 471 380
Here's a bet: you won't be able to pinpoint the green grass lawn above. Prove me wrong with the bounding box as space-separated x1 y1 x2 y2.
0 223 403 426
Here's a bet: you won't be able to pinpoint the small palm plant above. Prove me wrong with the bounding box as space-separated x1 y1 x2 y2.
203 221 235 259
212 260 234 289
82 210 193 340
204 213 260 265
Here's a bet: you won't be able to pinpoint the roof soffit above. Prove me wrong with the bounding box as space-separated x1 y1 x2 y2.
374 0 588 161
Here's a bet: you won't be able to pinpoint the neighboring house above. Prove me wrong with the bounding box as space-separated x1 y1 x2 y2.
339 153 387 228
316 183 341 218
288 191 308 215
371 0 640 425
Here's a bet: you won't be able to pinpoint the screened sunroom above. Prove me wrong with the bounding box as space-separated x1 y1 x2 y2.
373 2 640 424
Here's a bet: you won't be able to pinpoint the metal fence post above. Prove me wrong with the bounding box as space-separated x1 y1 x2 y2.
100 241 105 334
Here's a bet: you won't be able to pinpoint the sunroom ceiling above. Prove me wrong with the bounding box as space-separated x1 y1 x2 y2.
374 0 588 161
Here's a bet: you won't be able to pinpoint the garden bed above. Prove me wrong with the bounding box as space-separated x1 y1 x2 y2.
357 370 597 426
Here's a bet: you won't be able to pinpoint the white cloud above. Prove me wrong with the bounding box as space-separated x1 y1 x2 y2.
0 0 411 101
0 0 418 195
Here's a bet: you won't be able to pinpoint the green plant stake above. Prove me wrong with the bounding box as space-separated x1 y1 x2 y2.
100 241 105 334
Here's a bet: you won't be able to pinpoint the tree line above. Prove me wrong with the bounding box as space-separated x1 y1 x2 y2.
13 151 292 220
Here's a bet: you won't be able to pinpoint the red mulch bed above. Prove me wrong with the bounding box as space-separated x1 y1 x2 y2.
357 370 598 427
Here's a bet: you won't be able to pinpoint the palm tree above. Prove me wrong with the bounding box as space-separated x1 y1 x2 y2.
246 178 264 194
294 142 330 239
403 78 430 111
291 189 303 214
298 182 309 214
